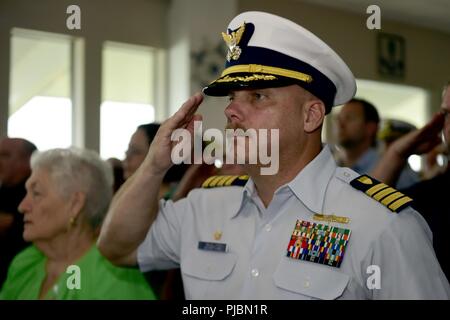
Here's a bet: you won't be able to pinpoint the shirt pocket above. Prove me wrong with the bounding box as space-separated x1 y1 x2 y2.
182 248 237 280
181 248 238 299
273 257 350 300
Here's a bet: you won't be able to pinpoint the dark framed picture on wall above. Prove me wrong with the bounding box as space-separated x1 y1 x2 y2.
377 32 406 78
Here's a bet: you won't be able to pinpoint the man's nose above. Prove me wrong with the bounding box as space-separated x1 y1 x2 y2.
224 100 245 124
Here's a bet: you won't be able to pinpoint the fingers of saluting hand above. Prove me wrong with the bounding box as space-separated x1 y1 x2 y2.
413 112 444 141
423 112 445 135
409 112 444 154
170 93 204 130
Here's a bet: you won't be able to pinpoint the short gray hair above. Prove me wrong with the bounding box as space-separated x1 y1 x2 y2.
30 147 114 229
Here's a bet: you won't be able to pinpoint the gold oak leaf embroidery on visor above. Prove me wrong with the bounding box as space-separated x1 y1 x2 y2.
219 64 314 84
215 74 278 83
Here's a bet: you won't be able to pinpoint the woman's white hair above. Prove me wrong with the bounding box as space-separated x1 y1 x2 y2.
30 147 114 229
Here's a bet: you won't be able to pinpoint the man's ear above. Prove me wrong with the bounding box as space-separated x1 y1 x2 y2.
303 99 326 133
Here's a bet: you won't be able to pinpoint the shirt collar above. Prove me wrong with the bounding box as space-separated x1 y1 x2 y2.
231 144 337 218
223 180 254 219
230 178 257 218
287 145 337 213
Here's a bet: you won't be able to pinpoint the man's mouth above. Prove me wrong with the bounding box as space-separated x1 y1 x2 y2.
225 123 246 131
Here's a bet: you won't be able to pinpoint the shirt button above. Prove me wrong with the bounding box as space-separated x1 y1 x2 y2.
304 276 311 288
265 224 272 232
251 268 259 277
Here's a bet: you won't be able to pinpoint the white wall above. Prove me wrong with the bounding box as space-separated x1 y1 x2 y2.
0 0 168 151
2 0 450 148
238 0 450 109
167 0 237 132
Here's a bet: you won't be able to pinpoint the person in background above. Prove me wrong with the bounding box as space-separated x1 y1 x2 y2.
123 123 187 299
123 124 159 181
371 82 450 282
336 99 418 189
377 119 420 188
0 137 36 288
106 157 125 193
0 147 155 299
124 123 189 200
335 98 380 173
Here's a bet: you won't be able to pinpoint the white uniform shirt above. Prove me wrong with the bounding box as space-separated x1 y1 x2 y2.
137 145 450 299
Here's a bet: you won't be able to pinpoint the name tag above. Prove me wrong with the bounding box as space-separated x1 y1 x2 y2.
198 241 228 253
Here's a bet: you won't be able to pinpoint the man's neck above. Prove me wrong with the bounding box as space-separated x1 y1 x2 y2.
342 142 372 168
246 142 322 208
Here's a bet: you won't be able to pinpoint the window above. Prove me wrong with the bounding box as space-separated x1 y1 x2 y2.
100 42 157 160
8 29 72 151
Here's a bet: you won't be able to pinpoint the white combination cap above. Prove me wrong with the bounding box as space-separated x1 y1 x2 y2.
203 11 357 110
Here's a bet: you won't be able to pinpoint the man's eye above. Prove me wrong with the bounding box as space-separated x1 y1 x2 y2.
254 92 267 100
228 95 234 102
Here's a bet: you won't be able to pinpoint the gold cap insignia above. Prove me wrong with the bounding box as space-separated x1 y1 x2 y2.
222 23 246 62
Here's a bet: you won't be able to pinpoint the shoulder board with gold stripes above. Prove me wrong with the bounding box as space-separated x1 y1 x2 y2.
350 174 413 213
201 175 249 188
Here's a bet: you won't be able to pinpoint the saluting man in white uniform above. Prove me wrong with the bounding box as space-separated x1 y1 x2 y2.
98 11 450 299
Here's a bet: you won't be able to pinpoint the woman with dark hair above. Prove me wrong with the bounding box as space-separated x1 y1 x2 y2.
124 123 188 199
122 123 187 299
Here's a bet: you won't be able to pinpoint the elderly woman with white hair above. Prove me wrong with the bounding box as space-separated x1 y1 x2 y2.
0 148 155 299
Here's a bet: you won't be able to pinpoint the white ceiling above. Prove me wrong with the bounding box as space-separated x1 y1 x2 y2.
299 0 450 34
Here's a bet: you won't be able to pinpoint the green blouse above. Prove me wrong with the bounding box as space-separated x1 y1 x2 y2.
0 244 156 300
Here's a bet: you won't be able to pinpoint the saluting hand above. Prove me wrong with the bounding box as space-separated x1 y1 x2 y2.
392 112 445 159
371 112 445 185
144 93 204 176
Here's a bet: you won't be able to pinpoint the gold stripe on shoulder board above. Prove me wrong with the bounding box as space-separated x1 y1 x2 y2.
201 175 217 188
350 174 413 213
202 175 249 188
